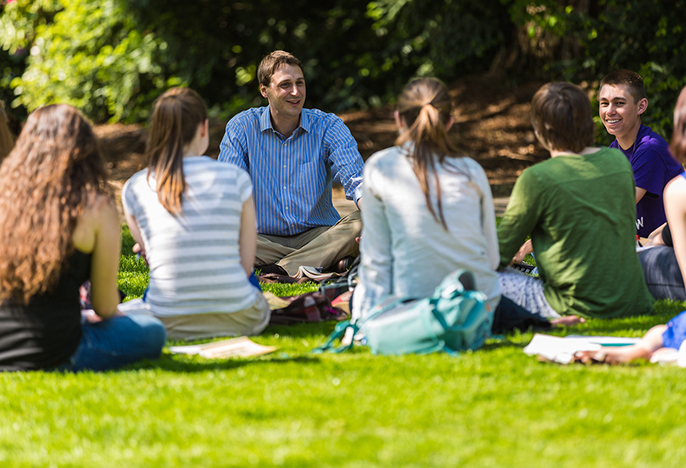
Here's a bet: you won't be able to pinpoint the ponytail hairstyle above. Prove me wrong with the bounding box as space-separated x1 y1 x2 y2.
146 87 207 214
0 101 14 162
0 104 109 303
395 77 461 230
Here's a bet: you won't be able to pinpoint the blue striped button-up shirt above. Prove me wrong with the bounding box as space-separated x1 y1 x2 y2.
218 106 364 236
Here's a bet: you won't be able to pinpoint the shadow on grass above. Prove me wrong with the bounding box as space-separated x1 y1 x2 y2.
481 339 528 351
128 353 323 373
263 322 338 338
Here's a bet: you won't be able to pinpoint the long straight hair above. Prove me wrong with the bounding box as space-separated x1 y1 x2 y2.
395 77 461 230
146 87 207 214
0 104 109 303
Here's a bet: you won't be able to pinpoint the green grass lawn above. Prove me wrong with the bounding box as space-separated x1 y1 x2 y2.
2 227 685 467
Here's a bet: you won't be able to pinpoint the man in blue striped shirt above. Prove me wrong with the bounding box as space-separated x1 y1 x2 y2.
218 50 363 276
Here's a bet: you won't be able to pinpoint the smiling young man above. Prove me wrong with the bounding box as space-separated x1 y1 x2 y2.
599 70 682 238
218 50 363 276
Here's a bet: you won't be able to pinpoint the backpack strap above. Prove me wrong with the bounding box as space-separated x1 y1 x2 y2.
311 320 358 354
312 297 414 354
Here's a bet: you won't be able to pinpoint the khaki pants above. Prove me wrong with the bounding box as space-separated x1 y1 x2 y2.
256 210 362 276
157 293 271 341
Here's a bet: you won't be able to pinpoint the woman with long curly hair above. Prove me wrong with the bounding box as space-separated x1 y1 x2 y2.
0 104 166 371
122 87 270 340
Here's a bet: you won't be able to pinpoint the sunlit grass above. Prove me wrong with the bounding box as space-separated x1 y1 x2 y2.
0 226 683 467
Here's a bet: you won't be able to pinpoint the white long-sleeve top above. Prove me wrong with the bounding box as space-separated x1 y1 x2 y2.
352 145 501 320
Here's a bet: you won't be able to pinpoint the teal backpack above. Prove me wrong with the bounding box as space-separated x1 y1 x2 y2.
314 270 492 356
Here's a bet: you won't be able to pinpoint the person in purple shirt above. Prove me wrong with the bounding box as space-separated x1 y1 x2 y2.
218 50 364 277
599 69 683 238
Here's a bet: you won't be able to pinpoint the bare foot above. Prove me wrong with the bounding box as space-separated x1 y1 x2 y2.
550 315 585 327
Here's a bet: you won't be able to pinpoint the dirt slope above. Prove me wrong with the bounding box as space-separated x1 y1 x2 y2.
96 74 548 199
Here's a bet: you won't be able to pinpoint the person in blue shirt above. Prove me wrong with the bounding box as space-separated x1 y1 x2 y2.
598 69 683 239
218 50 364 277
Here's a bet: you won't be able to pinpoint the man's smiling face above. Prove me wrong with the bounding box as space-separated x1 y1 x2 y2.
260 64 306 121
599 83 646 142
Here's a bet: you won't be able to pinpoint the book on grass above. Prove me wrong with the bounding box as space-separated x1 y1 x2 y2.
294 265 338 281
168 337 277 359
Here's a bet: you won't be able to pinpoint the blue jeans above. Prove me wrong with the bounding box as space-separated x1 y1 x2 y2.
59 315 167 372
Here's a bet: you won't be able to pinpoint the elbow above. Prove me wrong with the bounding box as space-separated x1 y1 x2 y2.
92 293 121 320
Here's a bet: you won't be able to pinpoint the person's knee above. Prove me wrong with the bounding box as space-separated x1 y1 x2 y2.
128 315 167 357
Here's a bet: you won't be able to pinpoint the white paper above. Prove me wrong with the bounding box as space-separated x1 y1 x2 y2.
168 336 277 358
523 334 602 364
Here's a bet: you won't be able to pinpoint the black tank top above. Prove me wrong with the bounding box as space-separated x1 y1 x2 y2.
0 250 91 370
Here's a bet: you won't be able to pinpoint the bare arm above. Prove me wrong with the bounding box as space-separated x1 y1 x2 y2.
89 199 122 319
512 239 534 264
647 223 667 246
124 211 146 257
239 195 257 276
635 186 647 204
664 177 686 286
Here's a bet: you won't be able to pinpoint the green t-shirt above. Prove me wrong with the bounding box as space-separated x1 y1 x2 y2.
498 147 654 318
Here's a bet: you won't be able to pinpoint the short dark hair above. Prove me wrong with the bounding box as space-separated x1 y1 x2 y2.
670 85 686 163
600 69 646 103
257 50 304 87
531 82 594 154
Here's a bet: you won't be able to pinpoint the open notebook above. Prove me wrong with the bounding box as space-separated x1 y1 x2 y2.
169 337 277 359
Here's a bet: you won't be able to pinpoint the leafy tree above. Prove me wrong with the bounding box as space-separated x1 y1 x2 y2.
1 0 684 132
1 0 183 122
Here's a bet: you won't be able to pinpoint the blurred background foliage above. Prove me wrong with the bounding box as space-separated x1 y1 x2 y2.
0 0 684 140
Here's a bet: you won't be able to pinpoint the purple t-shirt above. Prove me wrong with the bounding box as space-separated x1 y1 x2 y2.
610 124 683 237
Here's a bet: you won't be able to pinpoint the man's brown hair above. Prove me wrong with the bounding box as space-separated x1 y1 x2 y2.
257 50 303 87
531 82 594 154
600 69 646 103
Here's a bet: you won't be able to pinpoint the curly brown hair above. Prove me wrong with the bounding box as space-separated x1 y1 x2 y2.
0 104 110 303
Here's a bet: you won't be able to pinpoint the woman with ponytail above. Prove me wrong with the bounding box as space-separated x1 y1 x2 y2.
352 78 552 333
123 87 270 340
0 105 166 371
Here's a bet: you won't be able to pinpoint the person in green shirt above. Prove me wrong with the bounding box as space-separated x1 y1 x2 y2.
497 82 654 319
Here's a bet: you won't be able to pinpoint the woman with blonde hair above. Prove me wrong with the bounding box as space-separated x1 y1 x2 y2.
0 104 166 371
352 77 548 332
123 87 270 340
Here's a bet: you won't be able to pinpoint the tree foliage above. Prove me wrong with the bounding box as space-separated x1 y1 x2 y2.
1 0 685 134
504 0 686 141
